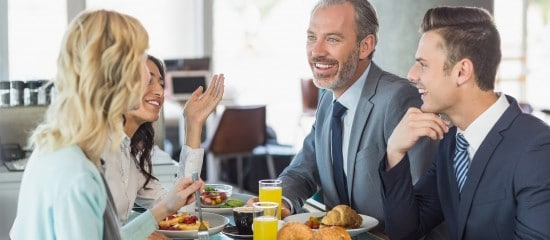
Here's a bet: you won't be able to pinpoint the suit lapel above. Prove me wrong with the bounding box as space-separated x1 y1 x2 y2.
317 88 340 203
347 63 380 200
456 96 521 239
456 131 502 239
440 127 462 239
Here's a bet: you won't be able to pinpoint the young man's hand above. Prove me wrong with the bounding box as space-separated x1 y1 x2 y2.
386 107 449 169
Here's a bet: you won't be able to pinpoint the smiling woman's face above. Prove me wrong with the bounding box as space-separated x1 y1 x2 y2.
125 59 165 126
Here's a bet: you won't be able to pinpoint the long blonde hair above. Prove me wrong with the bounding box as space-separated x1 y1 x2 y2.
31 9 149 164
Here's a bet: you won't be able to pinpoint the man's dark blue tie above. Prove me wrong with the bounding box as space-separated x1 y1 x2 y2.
331 101 349 205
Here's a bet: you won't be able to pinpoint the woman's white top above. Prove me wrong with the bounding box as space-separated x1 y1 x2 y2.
102 136 204 223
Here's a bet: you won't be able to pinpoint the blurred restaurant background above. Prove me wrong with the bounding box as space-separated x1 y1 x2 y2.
1 0 549 238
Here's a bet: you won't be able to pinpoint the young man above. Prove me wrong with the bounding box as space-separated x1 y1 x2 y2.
380 6 550 239
277 0 438 233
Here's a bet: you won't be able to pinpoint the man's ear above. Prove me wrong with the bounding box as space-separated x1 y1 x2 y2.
454 58 474 86
359 34 375 60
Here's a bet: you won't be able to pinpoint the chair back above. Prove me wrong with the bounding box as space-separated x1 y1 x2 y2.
301 78 319 114
205 105 266 155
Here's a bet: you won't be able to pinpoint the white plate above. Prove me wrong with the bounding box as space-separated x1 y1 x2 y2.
156 212 229 238
283 212 379 237
221 226 253 239
202 192 253 215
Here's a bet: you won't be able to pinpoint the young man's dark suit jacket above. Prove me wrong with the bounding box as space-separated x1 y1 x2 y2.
279 62 438 232
380 95 550 240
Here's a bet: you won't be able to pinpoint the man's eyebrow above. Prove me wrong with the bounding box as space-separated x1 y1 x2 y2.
326 32 344 38
306 30 344 38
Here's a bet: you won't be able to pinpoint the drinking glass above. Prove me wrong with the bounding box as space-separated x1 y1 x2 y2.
258 179 282 219
253 201 279 240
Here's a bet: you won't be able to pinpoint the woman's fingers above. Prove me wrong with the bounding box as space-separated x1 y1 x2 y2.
215 75 224 99
190 86 205 101
208 74 224 99
176 177 195 189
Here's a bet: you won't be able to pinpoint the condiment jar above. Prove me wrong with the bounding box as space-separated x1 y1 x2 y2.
10 81 25 106
0 81 10 107
24 80 41 106
45 84 55 105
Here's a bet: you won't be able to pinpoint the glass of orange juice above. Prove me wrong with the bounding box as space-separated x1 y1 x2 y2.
253 201 279 240
258 179 282 219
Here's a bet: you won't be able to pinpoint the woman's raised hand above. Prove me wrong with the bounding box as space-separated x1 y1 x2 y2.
182 74 225 148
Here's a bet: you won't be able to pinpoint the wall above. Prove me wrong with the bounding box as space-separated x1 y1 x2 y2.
0 106 165 150
0 0 8 80
371 0 494 78
0 107 46 148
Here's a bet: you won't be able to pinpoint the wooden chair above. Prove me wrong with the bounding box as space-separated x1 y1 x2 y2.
300 78 319 117
298 78 319 134
203 105 267 189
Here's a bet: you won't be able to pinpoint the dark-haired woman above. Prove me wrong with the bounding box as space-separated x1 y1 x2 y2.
102 55 225 224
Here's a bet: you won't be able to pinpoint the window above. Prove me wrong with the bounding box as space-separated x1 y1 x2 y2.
495 0 550 114
7 0 66 80
86 0 204 59
213 0 316 145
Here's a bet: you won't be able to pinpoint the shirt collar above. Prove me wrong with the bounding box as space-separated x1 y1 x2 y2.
106 133 131 150
458 92 509 158
121 134 131 148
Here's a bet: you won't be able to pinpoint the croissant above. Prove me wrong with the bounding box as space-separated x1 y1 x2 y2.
277 222 314 240
312 226 351 240
320 205 362 229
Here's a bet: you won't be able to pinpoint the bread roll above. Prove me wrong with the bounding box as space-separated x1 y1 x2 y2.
312 226 351 240
277 222 314 240
320 205 362 229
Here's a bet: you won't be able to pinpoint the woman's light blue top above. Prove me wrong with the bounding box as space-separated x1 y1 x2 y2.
10 144 157 239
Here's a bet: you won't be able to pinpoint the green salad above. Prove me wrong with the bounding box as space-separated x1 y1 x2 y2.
218 197 245 208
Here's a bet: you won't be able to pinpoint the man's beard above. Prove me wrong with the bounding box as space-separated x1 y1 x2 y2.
336 47 360 89
313 47 359 90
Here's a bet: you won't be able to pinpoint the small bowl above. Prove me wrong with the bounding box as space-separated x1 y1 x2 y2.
200 184 233 207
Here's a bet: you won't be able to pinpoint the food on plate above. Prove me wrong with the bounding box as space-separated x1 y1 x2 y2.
312 226 351 240
320 205 362 229
158 213 210 231
200 185 231 206
304 216 322 229
278 222 314 240
217 197 245 208
277 222 351 240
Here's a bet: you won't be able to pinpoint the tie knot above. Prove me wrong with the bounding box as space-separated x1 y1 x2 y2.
456 133 469 151
332 101 347 118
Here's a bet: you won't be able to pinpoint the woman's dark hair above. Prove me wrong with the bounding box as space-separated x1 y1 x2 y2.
129 55 166 188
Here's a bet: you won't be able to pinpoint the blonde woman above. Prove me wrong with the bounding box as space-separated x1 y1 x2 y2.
10 10 201 240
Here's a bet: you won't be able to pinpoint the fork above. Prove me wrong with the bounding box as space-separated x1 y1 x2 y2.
192 172 209 240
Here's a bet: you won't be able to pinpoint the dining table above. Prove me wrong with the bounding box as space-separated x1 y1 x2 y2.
156 192 389 240
184 196 388 240
172 213 387 240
